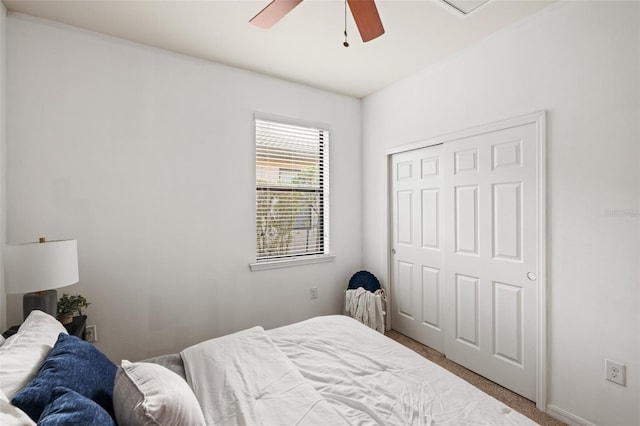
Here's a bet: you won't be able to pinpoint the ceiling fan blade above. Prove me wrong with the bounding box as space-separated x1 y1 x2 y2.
347 0 385 42
250 0 304 29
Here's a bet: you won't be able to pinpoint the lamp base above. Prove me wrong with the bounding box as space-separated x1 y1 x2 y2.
23 289 58 320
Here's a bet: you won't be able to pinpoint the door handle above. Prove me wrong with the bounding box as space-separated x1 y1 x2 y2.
527 272 537 281
391 248 396 255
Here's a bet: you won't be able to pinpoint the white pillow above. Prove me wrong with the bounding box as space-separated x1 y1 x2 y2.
114 360 206 426
0 335 5 346
0 389 36 426
0 310 68 399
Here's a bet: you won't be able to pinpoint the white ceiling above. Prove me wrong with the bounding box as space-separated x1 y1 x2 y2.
2 0 555 98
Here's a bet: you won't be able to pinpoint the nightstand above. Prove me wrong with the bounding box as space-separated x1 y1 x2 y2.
2 314 87 340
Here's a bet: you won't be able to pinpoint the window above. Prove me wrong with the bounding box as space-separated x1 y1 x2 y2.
254 117 329 265
278 168 301 184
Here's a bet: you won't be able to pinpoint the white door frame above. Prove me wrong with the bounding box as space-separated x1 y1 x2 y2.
384 111 547 411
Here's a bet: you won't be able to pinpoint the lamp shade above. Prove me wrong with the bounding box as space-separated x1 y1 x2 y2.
5 239 79 294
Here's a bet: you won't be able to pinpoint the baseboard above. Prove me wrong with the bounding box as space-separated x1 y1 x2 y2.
547 404 596 426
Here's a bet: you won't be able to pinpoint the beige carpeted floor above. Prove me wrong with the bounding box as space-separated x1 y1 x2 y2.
386 330 565 426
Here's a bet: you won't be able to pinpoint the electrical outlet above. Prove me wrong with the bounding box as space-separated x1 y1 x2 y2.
85 325 98 343
310 287 318 299
605 359 626 386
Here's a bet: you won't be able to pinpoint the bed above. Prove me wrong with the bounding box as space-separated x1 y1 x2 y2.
0 310 537 425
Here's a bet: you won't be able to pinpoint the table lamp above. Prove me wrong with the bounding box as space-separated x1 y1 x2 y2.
5 238 79 319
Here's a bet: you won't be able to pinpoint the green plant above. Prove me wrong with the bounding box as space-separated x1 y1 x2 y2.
57 293 91 317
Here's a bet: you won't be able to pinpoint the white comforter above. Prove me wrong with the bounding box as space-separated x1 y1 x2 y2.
181 326 349 426
182 315 537 426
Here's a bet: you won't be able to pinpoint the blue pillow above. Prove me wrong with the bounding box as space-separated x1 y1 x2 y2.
12 333 117 421
38 387 115 426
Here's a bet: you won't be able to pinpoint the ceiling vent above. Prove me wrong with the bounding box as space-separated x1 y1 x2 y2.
442 0 490 15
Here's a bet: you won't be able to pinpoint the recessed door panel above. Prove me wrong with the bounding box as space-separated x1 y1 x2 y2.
455 185 478 255
397 191 413 245
398 261 413 318
455 148 478 174
421 156 439 178
421 266 440 328
397 161 412 180
492 140 522 170
456 274 479 347
493 183 522 261
422 189 439 249
494 281 523 365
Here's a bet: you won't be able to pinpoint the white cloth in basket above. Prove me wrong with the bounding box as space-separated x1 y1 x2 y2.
345 287 386 333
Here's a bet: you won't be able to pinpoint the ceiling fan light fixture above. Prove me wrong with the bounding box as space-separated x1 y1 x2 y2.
250 0 384 44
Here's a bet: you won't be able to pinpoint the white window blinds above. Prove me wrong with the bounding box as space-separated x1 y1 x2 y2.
255 118 329 261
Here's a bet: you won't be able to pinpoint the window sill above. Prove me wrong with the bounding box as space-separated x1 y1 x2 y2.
249 254 335 271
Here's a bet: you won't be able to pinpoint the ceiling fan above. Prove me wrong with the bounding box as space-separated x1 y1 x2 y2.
250 0 385 44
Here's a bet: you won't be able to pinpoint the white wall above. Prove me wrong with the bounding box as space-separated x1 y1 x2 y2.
6 13 362 362
362 2 639 426
0 3 6 332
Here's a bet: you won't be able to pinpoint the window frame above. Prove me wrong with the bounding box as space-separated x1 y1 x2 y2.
250 113 334 271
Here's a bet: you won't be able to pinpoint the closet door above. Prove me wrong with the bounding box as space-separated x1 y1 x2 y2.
389 117 542 402
390 144 445 353
441 122 539 401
